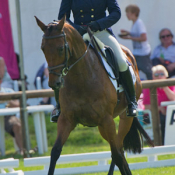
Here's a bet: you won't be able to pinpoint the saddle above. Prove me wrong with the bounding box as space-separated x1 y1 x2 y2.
83 30 119 82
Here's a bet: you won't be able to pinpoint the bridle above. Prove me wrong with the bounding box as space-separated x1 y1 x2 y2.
43 30 91 78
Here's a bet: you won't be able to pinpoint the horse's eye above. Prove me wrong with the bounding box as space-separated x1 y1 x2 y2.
58 46 64 54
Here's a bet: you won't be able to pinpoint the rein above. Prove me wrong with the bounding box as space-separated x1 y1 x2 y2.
43 30 91 77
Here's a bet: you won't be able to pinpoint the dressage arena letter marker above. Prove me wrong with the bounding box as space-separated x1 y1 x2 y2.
165 105 175 145
170 110 175 125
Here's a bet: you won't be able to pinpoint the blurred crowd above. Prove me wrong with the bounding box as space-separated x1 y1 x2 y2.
118 4 175 145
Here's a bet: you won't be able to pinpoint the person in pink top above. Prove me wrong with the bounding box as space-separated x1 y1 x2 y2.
143 65 175 145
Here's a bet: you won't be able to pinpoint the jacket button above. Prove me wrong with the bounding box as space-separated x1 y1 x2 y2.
80 10 83 12
81 15 84 18
81 22 83 25
91 9 94 11
91 15 94 18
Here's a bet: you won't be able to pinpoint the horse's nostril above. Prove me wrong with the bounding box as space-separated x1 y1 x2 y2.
56 82 60 86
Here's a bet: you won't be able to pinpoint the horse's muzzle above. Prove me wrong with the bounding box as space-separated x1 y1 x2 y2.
49 76 64 90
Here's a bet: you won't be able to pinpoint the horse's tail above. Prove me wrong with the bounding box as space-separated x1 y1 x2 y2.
123 118 154 153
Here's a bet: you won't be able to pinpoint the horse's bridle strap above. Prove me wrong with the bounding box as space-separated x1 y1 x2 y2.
66 42 91 72
43 34 65 39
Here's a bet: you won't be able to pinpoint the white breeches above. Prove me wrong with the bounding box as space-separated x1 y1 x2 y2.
94 30 128 72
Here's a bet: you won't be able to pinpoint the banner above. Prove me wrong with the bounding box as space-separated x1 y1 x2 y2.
0 0 19 79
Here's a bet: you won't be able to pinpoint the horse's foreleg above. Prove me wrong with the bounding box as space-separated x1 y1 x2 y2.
48 117 76 175
108 160 115 175
98 116 132 175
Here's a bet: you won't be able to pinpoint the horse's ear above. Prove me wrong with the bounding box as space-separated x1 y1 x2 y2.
34 16 47 32
58 14 66 30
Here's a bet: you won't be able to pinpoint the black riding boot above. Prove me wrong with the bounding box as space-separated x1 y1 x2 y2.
50 89 60 123
119 67 137 117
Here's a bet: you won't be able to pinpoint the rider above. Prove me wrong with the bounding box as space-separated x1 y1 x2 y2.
51 0 138 122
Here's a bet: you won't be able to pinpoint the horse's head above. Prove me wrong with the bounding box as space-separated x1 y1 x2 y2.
35 15 72 89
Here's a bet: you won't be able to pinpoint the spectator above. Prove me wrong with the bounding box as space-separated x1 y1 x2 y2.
151 28 175 78
0 77 23 155
34 62 56 106
142 65 175 145
0 56 13 89
119 4 152 80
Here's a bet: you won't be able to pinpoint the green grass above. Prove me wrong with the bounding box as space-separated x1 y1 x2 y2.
2 114 175 174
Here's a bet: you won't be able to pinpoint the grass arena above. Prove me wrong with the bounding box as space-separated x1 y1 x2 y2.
1 112 175 175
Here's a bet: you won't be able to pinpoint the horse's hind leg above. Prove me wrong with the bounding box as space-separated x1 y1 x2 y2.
48 116 76 175
98 115 132 175
108 113 134 174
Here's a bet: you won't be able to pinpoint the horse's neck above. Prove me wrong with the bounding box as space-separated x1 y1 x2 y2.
66 34 99 85
71 33 87 61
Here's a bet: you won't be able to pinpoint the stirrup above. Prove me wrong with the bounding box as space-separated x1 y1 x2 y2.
50 107 60 123
127 102 137 117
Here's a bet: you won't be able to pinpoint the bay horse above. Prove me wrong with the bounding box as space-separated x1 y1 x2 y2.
35 15 153 175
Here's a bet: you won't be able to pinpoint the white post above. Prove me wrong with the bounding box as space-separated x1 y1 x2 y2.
0 117 5 156
40 112 48 152
33 112 44 154
13 80 19 91
148 155 157 162
36 77 42 104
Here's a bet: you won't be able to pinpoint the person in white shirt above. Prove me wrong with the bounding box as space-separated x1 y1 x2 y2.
119 4 152 80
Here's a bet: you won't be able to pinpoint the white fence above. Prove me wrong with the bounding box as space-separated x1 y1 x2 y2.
24 145 175 175
1 145 175 175
0 158 23 175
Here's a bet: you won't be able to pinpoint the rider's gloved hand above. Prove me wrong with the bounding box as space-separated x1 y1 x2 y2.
88 21 100 32
77 25 87 36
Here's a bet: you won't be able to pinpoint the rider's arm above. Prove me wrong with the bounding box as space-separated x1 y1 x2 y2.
58 0 79 30
128 33 147 42
162 86 175 101
97 0 121 31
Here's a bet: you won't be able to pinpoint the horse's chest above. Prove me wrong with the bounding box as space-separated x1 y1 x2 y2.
73 103 104 127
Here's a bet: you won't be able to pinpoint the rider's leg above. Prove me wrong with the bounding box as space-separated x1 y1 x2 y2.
94 30 137 116
50 89 60 122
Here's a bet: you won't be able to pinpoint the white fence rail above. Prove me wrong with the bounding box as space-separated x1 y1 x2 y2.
23 145 175 175
0 158 23 175
1 146 175 175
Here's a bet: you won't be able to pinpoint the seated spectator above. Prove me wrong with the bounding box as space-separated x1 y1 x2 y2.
0 77 23 155
0 56 13 89
34 62 56 106
151 28 175 77
142 65 175 145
